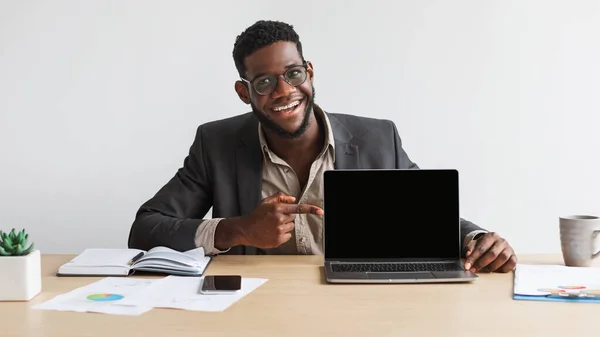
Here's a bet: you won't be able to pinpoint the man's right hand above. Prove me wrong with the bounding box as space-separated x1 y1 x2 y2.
238 192 323 248
214 192 323 250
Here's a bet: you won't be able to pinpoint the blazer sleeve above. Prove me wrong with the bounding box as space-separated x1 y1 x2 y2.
389 120 486 255
128 125 214 252
390 120 419 170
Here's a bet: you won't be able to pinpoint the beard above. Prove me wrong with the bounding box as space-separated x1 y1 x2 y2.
251 86 315 139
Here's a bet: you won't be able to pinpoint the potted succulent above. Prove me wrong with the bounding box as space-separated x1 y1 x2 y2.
0 228 41 301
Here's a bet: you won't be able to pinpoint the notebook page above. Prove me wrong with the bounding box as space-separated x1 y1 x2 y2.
69 249 144 267
140 247 206 265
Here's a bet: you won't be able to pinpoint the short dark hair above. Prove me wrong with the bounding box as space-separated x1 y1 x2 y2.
232 20 304 78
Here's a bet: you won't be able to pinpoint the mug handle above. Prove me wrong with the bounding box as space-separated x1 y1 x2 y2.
593 230 600 260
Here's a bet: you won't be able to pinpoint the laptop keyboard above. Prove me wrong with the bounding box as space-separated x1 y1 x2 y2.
332 262 463 273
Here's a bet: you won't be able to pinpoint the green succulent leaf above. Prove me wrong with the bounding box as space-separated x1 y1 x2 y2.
9 229 17 241
3 236 14 251
22 243 34 255
0 246 10 256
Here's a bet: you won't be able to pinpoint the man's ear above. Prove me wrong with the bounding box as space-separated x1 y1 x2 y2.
234 81 251 104
306 61 314 81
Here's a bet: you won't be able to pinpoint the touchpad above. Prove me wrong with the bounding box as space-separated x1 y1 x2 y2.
367 272 434 280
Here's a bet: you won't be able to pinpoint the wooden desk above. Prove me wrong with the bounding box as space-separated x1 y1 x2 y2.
1 254 598 337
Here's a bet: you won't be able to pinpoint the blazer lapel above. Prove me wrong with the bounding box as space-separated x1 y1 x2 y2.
328 113 361 169
234 116 262 216
233 112 361 212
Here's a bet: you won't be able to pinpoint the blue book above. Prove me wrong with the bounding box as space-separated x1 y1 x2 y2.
513 263 600 303
513 294 600 303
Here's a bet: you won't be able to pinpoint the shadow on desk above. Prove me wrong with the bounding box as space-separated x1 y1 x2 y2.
318 266 328 285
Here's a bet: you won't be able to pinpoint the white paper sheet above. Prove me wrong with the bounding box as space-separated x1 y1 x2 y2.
514 263 600 296
33 277 157 315
119 276 268 312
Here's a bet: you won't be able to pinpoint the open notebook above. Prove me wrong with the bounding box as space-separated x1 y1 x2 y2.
57 246 212 277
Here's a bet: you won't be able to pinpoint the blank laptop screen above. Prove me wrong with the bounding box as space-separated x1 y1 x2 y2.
323 169 460 260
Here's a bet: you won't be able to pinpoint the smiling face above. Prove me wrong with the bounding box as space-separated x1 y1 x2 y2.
235 41 315 139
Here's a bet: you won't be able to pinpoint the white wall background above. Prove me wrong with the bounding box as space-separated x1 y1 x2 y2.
1 0 599 254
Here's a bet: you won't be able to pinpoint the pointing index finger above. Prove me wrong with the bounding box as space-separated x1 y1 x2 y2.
263 193 295 204
281 203 323 215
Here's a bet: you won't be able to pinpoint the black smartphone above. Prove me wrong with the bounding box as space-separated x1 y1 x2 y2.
199 275 242 294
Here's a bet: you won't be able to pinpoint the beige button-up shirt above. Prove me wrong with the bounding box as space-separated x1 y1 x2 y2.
257 108 335 255
195 106 335 255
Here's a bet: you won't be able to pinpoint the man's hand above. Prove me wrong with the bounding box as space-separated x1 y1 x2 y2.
464 232 517 273
238 192 323 249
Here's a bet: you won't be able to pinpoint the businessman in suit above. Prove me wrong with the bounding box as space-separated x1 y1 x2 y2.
128 20 517 273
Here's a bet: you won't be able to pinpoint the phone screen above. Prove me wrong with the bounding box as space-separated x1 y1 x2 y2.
201 275 242 292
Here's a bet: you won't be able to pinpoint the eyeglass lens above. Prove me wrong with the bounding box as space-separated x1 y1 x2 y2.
252 66 307 95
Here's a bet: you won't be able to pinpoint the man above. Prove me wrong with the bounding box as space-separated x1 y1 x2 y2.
128 20 517 273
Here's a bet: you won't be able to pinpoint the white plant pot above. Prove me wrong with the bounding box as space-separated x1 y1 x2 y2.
0 249 42 301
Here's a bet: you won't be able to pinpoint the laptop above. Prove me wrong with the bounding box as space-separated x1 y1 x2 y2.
323 169 478 283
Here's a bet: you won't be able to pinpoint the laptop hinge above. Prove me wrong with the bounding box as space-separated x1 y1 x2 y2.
327 258 459 263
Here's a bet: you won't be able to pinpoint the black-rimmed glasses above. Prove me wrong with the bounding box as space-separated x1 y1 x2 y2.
241 63 308 96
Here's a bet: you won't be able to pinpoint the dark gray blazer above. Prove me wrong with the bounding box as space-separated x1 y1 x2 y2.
128 111 484 254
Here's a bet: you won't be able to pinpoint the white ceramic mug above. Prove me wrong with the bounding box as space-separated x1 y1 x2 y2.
559 215 600 267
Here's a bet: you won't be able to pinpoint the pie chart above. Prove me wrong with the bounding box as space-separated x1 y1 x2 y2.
86 293 124 302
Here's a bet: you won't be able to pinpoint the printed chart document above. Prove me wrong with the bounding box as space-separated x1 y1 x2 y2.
513 263 600 303
119 276 268 312
33 277 157 315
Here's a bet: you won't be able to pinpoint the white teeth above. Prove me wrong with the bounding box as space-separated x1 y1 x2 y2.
273 100 300 112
